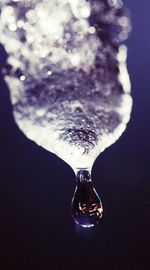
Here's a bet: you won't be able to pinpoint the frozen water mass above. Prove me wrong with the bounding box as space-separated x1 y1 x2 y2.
0 0 132 169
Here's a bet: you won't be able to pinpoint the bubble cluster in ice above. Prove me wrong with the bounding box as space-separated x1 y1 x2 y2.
0 0 132 168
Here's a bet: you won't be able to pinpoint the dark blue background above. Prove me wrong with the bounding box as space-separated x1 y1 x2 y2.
0 1 150 269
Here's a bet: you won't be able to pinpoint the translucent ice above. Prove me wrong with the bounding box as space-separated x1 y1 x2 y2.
0 0 132 169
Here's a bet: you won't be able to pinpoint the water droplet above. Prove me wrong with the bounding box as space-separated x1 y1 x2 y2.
71 170 103 228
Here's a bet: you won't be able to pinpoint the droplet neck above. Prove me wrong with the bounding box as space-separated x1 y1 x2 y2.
76 170 91 183
71 170 103 228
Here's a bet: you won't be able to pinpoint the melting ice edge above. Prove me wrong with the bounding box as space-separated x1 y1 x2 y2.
0 0 132 168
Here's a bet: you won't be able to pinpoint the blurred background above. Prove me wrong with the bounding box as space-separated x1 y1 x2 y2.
0 0 150 269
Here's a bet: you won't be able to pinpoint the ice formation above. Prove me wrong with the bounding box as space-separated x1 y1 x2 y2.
0 0 132 169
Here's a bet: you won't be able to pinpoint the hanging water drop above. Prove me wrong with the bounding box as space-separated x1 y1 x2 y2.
71 170 103 228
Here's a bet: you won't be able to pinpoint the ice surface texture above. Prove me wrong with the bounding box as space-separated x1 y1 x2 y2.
0 0 132 169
